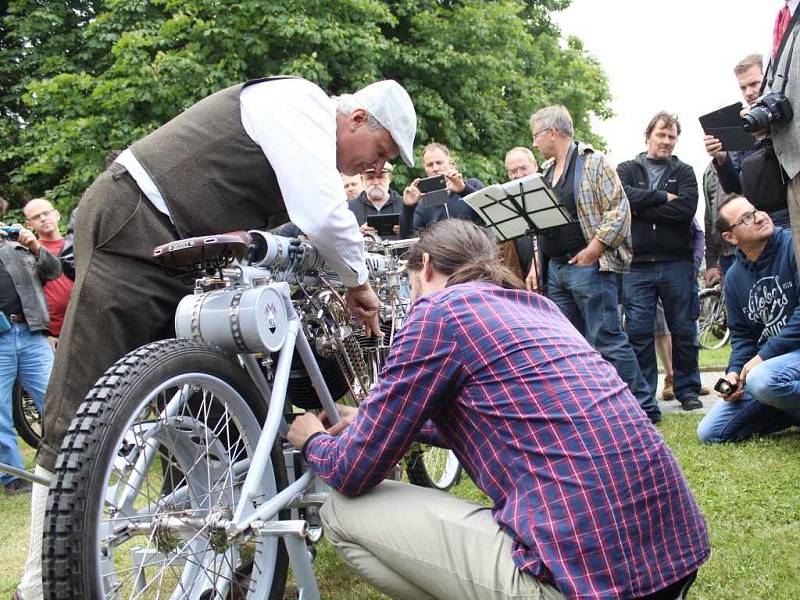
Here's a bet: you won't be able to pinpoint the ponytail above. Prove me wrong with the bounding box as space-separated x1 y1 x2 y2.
406 220 525 290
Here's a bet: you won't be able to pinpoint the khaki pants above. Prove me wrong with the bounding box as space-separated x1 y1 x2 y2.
320 480 565 600
788 174 800 275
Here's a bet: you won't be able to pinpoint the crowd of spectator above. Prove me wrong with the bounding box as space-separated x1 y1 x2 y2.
2 4 800 598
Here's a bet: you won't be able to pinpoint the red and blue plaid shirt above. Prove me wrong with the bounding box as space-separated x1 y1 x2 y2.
306 282 710 598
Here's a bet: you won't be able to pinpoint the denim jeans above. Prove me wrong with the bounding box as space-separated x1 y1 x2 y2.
747 349 800 420
623 261 701 402
547 260 658 418
0 323 53 484
697 391 795 444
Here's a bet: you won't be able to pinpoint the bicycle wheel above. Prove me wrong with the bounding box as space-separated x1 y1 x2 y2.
43 339 288 600
406 446 462 491
698 288 730 350
12 379 42 448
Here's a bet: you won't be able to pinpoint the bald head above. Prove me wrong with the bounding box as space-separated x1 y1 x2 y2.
505 147 538 180
23 198 62 240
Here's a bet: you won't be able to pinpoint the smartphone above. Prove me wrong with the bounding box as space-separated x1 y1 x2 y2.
713 377 736 395
0 226 20 241
417 174 447 194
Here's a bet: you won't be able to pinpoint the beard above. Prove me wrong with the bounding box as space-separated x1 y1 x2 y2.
367 186 388 202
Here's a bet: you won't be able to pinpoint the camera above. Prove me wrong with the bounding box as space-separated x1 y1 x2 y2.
741 92 794 133
713 377 737 395
0 226 20 241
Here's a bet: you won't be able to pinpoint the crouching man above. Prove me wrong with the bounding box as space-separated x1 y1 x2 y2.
698 195 800 443
289 219 709 599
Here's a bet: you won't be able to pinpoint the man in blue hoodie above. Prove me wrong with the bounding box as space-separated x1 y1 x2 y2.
697 195 800 443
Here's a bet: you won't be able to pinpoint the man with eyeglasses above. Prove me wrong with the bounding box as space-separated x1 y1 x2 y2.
22 199 74 343
503 147 541 289
529 106 658 422
697 195 800 443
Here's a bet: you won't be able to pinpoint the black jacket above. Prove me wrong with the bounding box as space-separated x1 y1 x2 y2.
617 153 697 263
347 189 408 239
401 178 484 236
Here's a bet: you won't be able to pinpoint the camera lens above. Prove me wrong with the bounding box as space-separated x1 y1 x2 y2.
742 107 772 133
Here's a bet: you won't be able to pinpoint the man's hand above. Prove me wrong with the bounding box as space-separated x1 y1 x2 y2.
2 223 40 256
319 404 359 436
703 134 727 164
345 282 382 337
444 168 466 194
525 265 539 292
569 238 604 267
403 179 422 206
359 222 377 235
287 412 326 450
719 372 745 402
704 267 722 288
739 354 763 386
47 336 58 352
666 193 679 202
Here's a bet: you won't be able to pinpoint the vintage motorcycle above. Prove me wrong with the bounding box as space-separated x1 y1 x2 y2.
42 229 460 599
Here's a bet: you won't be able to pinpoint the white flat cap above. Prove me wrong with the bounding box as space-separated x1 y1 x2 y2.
352 80 417 167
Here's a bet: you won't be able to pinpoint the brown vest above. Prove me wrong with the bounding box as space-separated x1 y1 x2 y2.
131 80 289 237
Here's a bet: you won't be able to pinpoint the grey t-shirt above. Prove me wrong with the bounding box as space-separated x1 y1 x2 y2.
644 157 669 190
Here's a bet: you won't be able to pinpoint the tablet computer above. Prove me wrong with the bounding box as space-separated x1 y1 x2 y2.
367 213 400 236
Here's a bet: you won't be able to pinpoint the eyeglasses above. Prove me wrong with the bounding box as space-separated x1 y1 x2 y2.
727 209 766 230
507 162 536 177
531 128 552 140
27 209 55 222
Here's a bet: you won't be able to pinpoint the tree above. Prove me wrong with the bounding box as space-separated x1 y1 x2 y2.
0 0 611 211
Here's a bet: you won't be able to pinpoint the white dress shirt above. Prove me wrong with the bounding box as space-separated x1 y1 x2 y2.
118 78 367 287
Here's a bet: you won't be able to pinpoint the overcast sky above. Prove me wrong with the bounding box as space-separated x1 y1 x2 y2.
553 1 779 192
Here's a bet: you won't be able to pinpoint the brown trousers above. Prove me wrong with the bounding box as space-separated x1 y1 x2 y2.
38 167 191 471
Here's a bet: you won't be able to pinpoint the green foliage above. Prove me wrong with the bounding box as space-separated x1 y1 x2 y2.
0 0 612 212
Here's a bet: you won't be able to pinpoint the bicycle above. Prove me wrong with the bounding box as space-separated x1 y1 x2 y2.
12 379 42 448
697 283 730 350
42 229 458 599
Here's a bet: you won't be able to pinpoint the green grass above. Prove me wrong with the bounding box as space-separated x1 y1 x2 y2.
699 344 731 370
4 419 800 599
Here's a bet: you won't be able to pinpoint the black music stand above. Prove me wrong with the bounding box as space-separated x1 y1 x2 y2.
463 174 573 287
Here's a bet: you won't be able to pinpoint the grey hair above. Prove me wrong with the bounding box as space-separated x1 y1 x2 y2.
336 95 385 131
505 146 535 161
529 105 574 137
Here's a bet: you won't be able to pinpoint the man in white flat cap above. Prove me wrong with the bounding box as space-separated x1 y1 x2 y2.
15 76 416 600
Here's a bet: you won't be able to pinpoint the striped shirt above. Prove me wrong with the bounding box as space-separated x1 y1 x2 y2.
306 282 710 598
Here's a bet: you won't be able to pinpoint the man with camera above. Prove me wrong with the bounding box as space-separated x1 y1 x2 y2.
758 1 800 272
401 142 483 234
0 223 60 495
697 195 800 443
347 163 407 239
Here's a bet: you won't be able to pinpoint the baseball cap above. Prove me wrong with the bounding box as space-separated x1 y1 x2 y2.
352 80 417 167
363 162 394 174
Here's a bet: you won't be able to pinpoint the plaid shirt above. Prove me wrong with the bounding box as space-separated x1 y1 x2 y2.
306 282 710 598
542 144 632 273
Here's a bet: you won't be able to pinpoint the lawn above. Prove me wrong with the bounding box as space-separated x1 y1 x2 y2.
3 412 799 599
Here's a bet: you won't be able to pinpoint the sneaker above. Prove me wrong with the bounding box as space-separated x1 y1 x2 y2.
660 375 675 401
699 385 711 396
678 396 703 411
4 478 32 496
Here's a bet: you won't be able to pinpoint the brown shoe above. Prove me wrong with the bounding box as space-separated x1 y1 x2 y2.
660 375 675 401
700 385 711 396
